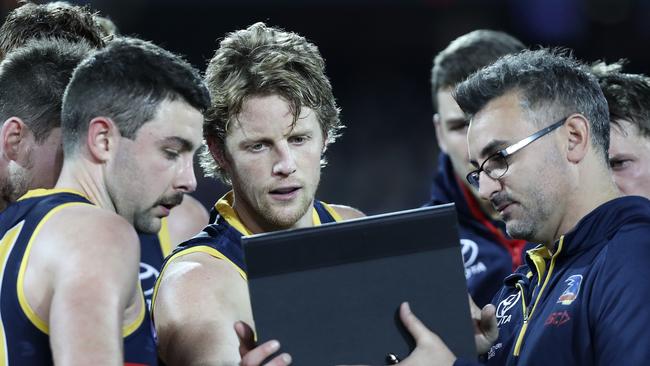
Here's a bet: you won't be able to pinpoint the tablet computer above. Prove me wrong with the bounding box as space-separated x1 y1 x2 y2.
243 204 475 365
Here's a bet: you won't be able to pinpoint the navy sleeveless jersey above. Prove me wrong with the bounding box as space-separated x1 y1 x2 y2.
151 192 342 313
0 189 158 365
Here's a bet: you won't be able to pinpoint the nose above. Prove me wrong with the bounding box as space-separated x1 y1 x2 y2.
272 142 297 177
477 171 502 201
174 156 197 193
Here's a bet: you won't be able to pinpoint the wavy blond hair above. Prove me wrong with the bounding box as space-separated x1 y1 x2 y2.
200 22 342 183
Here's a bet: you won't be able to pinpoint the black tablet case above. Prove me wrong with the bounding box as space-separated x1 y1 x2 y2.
243 204 476 365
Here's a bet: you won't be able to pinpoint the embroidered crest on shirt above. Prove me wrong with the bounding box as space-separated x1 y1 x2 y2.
557 274 583 305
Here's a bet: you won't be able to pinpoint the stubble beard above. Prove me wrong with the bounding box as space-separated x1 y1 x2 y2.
7 162 31 203
133 210 161 234
257 188 313 231
504 184 555 243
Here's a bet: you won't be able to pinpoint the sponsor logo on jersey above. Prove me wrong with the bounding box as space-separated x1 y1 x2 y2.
544 311 571 327
461 238 487 279
496 292 521 326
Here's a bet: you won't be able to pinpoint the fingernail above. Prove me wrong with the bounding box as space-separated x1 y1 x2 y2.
403 301 411 312
281 353 292 363
268 340 280 351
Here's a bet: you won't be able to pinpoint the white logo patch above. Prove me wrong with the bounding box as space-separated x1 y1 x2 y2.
496 292 521 326
461 238 486 279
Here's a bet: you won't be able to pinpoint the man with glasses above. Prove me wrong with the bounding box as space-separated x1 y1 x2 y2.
393 49 650 365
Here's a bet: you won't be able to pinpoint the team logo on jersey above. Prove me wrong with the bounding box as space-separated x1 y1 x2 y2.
461 238 486 279
496 292 520 326
557 274 583 305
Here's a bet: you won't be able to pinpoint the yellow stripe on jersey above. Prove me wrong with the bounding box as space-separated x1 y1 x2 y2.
158 217 172 257
0 221 25 366
312 207 321 225
216 192 253 236
17 188 89 202
122 284 146 337
215 191 341 234
17 202 92 334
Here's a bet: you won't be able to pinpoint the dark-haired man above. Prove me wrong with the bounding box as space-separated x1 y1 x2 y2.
396 49 650 366
0 1 106 60
0 37 210 364
0 1 209 308
429 30 528 307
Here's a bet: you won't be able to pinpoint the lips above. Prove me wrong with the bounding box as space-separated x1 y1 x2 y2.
269 185 302 200
491 195 517 217
270 186 300 194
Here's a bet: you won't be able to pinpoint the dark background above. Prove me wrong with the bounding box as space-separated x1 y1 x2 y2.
3 0 649 214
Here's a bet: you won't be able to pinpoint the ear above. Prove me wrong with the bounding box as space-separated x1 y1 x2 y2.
565 114 590 164
433 113 448 153
207 137 230 172
1 117 29 162
87 117 118 162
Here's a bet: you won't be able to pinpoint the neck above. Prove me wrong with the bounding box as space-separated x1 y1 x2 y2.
55 156 116 212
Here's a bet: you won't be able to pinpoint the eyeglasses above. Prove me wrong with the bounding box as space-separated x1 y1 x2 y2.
466 116 568 189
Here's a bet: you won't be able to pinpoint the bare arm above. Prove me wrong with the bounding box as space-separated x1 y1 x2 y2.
154 252 253 366
166 194 209 247
43 207 140 365
329 204 366 220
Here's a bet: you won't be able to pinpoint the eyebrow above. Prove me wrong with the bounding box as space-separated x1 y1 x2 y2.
444 117 468 126
469 139 510 167
161 136 195 152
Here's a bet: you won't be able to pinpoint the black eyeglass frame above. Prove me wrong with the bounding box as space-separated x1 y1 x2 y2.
466 116 569 189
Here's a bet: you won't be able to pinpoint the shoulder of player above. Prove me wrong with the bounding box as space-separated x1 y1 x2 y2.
166 195 209 245
161 251 245 293
40 204 139 257
32 205 140 302
154 251 249 334
328 204 366 220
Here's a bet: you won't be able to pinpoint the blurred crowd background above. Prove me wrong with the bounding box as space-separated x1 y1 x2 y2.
1 0 648 214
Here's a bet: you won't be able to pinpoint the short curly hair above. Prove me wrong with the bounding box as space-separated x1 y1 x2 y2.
201 22 342 183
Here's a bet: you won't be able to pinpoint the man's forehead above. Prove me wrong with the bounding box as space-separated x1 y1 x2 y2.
230 105 316 137
467 96 526 159
141 100 204 143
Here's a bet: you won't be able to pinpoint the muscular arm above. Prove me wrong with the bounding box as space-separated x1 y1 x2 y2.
154 252 253 366
167 194 209 247
37 206 141 365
